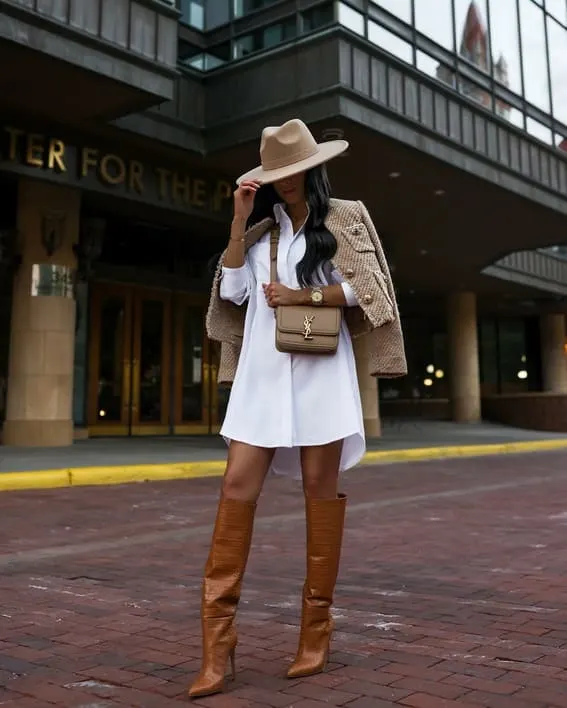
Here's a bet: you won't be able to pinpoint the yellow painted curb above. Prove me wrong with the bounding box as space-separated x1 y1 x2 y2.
1 438 567 492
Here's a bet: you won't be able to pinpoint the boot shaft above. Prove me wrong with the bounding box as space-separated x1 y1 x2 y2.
202 496 257 618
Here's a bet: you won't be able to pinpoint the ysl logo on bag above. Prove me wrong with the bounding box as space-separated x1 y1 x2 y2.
303 314 315 340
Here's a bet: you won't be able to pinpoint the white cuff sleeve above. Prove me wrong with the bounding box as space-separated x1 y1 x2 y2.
330 268 359 307
220 264 253 305
340 281 359 307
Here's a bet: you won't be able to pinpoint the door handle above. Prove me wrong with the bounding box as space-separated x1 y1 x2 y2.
203 363 210 412
122 359 131 412
210 364 218 418
131 358 140 413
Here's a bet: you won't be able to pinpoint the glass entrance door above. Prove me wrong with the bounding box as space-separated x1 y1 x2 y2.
88 284 171 436
88 285 220 436
131 291 171 434
88 284 132 434
173 295 221 434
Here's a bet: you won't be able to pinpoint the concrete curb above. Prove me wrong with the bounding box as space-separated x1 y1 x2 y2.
1 438 567 492
0 439 567 492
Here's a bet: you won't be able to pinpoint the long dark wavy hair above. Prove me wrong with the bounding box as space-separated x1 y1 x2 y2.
246 164 336 287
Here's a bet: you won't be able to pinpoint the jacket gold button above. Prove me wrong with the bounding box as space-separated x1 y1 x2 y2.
345 268 354 278
363 294 373 304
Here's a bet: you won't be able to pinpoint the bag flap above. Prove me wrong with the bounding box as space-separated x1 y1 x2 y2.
277 306 341 336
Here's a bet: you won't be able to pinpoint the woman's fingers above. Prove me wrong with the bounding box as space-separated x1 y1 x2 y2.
239 180 262 195
263 282 280 307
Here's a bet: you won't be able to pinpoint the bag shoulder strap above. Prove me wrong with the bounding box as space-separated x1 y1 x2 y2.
269 226 280 283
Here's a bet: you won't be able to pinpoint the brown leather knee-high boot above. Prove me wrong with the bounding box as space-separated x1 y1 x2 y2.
287 493 347 679
188 496 256 698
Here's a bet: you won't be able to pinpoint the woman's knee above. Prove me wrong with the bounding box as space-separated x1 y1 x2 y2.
302 468 338 499
222 442 272 502
301 442 342 498
222 465 261 502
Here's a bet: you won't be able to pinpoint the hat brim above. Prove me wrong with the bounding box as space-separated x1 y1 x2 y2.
236 139 349 186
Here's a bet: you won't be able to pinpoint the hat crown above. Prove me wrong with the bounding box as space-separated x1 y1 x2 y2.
260 119 318 173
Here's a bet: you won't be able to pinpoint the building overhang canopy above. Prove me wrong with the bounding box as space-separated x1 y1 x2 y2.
0 0 179 120
200 29 567 294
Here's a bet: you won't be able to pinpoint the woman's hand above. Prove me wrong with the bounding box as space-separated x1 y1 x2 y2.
263 283 303 307
233 180 262 221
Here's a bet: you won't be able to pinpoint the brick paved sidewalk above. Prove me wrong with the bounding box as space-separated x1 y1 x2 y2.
1 452 567 707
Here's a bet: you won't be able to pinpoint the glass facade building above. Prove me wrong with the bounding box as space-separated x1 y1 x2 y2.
0 0 566 442
179 0 567 150
383 314 543 405
174 0 567 415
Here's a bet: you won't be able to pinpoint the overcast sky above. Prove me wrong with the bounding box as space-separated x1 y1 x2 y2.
360 0 567 146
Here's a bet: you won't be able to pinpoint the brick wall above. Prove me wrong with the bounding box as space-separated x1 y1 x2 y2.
482 393 567 432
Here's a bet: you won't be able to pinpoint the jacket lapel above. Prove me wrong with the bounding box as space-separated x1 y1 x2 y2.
324 201 343 241
245 217 274 250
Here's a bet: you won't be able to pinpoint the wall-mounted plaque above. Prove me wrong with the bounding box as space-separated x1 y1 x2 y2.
31 264 75 298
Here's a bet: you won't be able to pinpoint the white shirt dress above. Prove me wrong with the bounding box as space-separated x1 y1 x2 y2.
219 203 365 478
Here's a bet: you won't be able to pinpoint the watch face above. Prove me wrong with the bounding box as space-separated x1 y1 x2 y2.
312 289 323 304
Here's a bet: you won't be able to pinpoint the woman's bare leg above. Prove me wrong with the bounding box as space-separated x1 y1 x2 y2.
300 440 343 499
222 440 275 502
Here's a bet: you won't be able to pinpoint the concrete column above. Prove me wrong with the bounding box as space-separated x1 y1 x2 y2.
354 334 381 437
447 292 481 423
540 313 567 393
3 180 79 447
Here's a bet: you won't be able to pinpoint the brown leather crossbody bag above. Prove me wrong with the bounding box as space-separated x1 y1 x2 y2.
270 227 341 355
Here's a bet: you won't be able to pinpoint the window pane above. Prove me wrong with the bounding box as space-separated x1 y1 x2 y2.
546 0 567 23
415 0 453 50
488 0 522 95
206 0 230 28
186 52 227 70
498 319 528 393
180 0 204 29
454 0 490 74
479 320 499 395
181 308 203 422
368 21 412 63
519 0 551 112
233 0 280 18
96 297 126 422
370 0 411 24
501 104 524 130
233 35 253 58
526 117 553 145
233 17 296 58
417 50 454 84
338 2 365 35
302 2 333 32
458 74 492 111
139 300 165 423
548 17 567 125
380 317 448 401
73 283 88 426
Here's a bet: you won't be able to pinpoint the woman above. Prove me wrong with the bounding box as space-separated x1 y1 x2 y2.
189 119 406 698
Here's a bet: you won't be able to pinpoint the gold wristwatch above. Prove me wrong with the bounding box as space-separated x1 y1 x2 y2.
310 287 324 306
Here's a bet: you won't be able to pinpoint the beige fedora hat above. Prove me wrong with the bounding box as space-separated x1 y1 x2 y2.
236 119 348 186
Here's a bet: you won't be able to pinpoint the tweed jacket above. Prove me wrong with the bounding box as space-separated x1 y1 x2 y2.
206 198 407 383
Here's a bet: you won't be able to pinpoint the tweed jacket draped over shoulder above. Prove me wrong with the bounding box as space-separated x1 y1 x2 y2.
206 198 407 383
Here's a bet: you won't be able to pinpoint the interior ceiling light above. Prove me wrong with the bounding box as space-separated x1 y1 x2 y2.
389 171 401 178
434 189 446 196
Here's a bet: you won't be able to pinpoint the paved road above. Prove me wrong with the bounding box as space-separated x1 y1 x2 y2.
2 452 567 707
